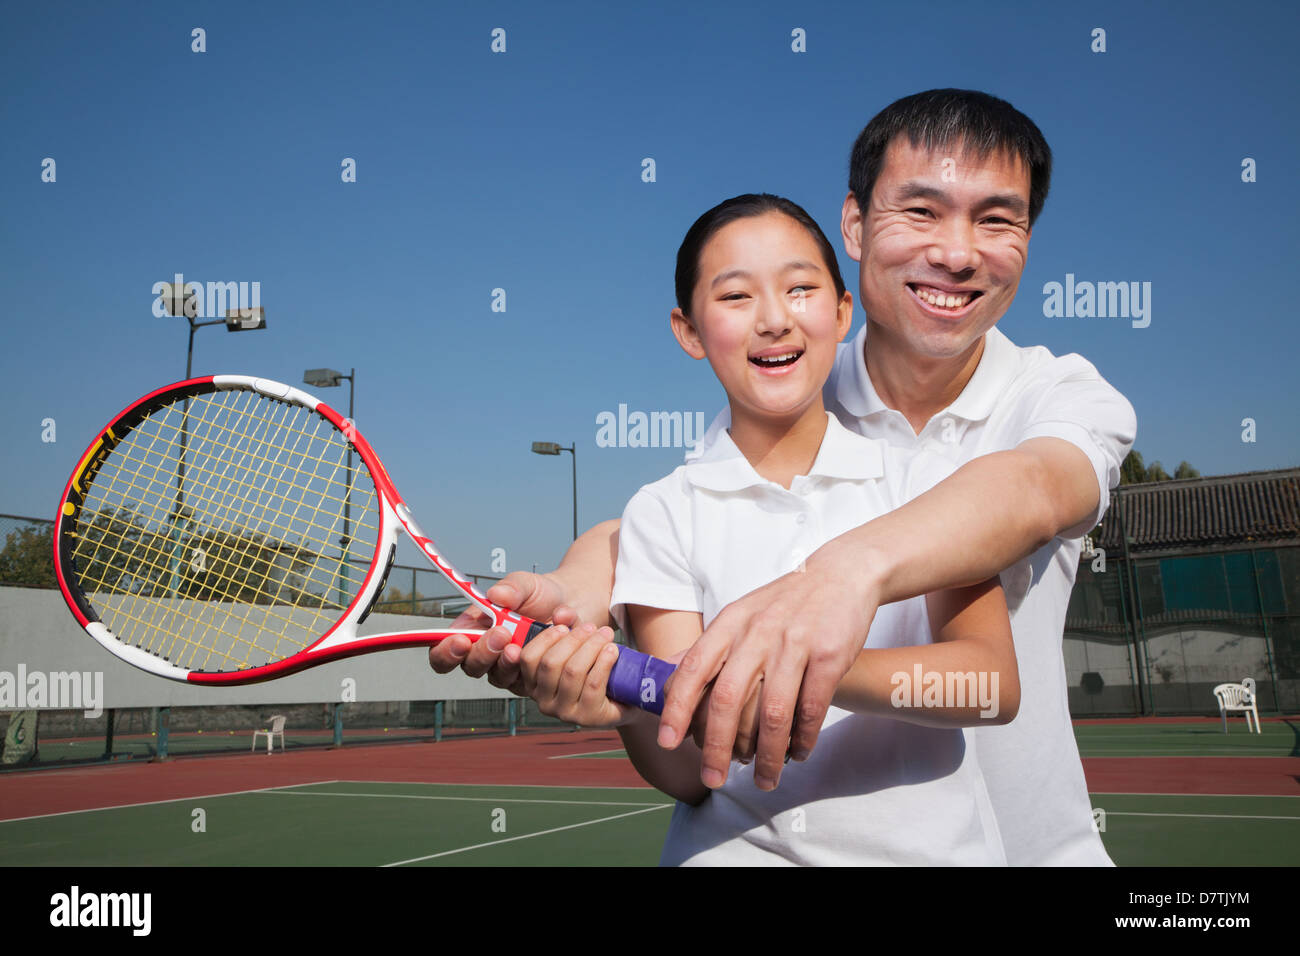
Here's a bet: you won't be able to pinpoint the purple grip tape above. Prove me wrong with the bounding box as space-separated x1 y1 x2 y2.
608 646 677 715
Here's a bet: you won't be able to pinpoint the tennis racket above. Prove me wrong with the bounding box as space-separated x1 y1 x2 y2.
53 375 676 713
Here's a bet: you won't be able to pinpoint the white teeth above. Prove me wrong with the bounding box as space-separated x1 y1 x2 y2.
752 352 800 365
914 286 974 309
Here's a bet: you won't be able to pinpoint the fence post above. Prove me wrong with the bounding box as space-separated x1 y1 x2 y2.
1249 548 1282 715
508 698 516 736
434 700 443 743
152 707 170 761
103 707 115 759
1116 488 1152 715
332 702 344 747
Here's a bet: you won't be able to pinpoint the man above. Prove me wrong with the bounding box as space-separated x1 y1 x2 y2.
432 89 1136 866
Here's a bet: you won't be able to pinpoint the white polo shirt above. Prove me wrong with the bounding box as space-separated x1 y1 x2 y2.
689 324 1137 866
612 412 1006 866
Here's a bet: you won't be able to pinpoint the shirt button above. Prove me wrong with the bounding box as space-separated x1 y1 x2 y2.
796 513 807 525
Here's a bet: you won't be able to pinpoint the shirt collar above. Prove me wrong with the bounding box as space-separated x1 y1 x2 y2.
684 409 884 492
830 322 1020 424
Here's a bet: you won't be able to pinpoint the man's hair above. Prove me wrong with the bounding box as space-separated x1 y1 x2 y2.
848 89 1053 228
674 193 846 317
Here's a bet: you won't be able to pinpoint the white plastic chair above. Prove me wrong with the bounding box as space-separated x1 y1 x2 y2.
251 715 287 753
1212 680 1260 734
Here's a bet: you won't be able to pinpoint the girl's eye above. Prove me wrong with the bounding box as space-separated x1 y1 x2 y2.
721 292 748 301
790 284 816 294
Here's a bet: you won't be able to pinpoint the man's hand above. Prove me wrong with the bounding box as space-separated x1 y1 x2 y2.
428 573 578 695
659 536 884 791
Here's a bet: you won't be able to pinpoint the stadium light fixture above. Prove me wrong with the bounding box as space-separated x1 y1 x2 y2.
158 282 266 379
225 306 266 332
531 441 577 541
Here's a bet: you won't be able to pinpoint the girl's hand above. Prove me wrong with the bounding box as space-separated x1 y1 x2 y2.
519 623 633 729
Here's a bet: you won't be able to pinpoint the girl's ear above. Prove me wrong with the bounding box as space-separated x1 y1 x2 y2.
670 307 707 359
834 290 854 343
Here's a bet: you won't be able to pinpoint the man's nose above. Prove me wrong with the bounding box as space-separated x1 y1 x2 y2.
926 216 979 275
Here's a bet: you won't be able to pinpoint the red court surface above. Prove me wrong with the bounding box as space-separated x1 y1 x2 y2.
3 725 1298 822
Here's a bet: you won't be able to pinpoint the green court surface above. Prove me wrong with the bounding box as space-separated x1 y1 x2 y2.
0 782 674 867
3 780 1297 866
6 721 1299 866
1072 720 1298 757
1092 793 1300 866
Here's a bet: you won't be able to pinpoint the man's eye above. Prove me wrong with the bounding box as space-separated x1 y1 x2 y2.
906 207 932 216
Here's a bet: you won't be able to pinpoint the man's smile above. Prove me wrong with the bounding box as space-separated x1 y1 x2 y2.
907 282 983 318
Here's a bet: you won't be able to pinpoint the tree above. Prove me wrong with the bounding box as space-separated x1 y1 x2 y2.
67 507 337 607
1119 450 1198 485
0 523 56 588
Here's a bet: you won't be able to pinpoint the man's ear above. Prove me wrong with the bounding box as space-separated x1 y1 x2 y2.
670 307 707 359
840 191 864 262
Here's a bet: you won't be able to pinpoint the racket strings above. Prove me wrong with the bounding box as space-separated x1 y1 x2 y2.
67 388 382 671
91 400 349 666
74 394 375 669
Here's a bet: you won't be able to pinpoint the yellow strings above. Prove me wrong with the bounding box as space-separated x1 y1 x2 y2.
69 389 380 672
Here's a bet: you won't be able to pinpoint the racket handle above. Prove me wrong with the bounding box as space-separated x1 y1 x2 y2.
519 620 676 715
607 645 676 715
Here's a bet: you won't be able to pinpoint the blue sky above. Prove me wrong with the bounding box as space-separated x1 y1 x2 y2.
3 0 1297 576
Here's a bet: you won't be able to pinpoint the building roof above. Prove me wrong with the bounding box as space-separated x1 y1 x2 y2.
1093 467 1300 555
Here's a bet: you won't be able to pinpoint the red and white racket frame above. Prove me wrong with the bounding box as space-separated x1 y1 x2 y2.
54 374 535 685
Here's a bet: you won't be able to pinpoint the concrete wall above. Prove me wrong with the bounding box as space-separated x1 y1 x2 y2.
0 586 512 707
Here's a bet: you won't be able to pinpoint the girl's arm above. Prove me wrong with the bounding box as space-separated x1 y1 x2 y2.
620 580 1017 799
831 577 1020 725
618 605 710 805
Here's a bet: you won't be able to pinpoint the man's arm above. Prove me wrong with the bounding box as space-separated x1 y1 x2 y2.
658 438 1100 792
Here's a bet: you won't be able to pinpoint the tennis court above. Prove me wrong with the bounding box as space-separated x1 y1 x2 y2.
2 719 1297 866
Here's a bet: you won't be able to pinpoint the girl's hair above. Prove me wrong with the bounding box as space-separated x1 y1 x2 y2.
674 193 847 317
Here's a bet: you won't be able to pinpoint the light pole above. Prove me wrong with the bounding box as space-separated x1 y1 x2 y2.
304 368 356 606
531 441 577 541
160 282 266 593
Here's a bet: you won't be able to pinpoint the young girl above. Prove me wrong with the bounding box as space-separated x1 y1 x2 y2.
517 194 1019 865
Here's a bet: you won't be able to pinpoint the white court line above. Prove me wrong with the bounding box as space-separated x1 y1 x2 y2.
382 804 672 867
550 748 626 759
1090 791 1300 798
0 780 342 825
259 789 669 808
1104 811 1300 821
